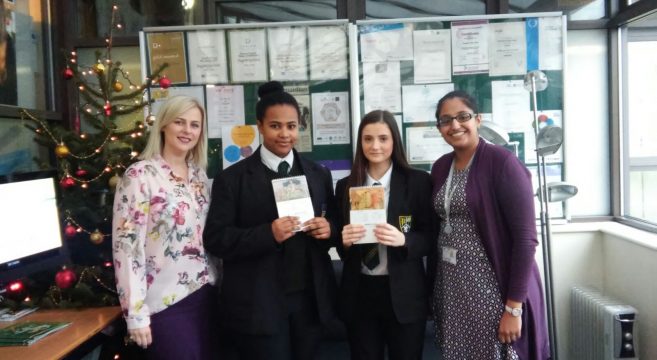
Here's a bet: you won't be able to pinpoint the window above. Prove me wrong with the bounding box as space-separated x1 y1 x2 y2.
509 0 607 20
0 0 51 110
365 0 485 19
214 1 338 23
77 0 198 38
622 12 657 226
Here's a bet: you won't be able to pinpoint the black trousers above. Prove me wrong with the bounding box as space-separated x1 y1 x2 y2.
218 289 322 360
346 275 426 360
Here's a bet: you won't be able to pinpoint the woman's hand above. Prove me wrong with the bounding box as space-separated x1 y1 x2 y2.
303 217 331 240
128 326 152 348
373 223 405 247
498 306 523 344
342 224 366 248
271 216 300 243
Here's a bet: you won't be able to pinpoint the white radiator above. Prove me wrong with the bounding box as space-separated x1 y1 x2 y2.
571 286 639 359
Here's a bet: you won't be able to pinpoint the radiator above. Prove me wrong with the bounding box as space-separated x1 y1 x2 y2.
571 286 639 359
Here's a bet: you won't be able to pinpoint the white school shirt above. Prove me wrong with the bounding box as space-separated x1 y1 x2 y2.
360 164 392 276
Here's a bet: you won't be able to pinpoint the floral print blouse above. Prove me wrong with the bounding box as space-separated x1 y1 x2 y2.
112 156 215 329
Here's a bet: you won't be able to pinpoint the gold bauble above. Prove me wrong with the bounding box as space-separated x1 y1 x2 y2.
55 143 70 158
108 174 121 191
89 230 104 245
146 114 156 126
112 81 123 92
93 63 105 74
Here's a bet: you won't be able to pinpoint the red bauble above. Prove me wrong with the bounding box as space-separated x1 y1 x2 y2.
59 177 75 189
158 76 171 89
55 267 77 289
64 224 77 238
64 67 74 80
75 169 88 177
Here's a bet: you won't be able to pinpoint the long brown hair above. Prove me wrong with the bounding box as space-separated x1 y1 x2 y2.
346 110 410 190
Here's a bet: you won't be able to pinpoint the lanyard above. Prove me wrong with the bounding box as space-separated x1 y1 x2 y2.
443 155 474 234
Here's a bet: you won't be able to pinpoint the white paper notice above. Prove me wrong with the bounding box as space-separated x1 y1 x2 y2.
360 23 414 62
272 176 315 225
539 17 563 70
311 92 350 145
406 126 452 164
268 27 308 81
285 84 312 153
402 83 454 123
228 29 268 82
206 85 245 138
491 80 530 130
451 20 489 75
489 22 526 76
413 29 452 84
308 26 348 80
187 30 228 84
362 62 402 113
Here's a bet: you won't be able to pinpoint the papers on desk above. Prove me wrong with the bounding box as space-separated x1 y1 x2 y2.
0 308 38 322
0 321 70 346
272 176 315 226
349 186 386 244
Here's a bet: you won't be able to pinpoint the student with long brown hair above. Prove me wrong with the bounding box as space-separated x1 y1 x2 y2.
336 110 435 360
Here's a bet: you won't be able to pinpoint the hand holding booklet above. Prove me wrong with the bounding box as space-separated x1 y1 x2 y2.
349 185 386 244
272 176 315 230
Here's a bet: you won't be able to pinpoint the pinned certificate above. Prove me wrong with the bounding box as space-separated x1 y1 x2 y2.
272 176 315 225
349 186 386 244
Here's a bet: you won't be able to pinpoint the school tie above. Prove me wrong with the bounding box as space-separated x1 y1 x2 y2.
362 181 381 270
278 161 290 176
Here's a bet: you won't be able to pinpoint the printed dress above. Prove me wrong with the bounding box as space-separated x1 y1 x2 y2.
433 166 518 360
112 156 215 329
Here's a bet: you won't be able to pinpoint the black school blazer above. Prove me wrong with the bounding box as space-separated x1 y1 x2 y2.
203 146 339 335
335 166 436 324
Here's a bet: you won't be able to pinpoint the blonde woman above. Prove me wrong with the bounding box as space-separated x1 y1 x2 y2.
113 96 216 359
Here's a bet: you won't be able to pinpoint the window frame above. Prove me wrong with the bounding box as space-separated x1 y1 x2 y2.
0 0 60 119
613 2 657 232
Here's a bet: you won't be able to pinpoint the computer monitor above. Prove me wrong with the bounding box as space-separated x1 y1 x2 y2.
0 170 67 286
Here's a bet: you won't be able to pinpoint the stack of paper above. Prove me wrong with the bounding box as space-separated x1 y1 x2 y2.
0 321 70 346
0 308 38 322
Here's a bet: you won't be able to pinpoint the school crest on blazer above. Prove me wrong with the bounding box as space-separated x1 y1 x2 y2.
399 215 412 233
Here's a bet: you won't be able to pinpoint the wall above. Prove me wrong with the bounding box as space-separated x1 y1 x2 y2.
551 222 657 360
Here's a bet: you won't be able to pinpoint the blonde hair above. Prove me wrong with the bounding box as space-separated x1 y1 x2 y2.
140 96 207 169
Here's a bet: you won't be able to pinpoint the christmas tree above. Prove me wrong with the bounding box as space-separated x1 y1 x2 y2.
8 4 169 308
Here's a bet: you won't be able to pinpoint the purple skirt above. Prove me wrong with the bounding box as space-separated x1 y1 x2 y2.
146 284 217 360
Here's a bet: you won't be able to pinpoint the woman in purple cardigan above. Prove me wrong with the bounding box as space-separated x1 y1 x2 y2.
429 90 550 359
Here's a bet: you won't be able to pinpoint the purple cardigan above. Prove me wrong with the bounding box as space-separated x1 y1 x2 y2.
431 139 550 360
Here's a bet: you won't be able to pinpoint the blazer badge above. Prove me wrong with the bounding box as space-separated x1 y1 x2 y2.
399 215 412 233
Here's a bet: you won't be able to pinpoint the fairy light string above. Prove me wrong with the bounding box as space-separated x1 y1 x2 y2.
17 3 167 248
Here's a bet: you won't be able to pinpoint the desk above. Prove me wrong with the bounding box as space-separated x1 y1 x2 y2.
0 306 121 360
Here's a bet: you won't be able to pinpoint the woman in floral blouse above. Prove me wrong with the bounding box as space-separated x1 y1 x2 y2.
112 95 216 359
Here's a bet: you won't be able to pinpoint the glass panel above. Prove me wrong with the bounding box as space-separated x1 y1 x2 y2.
626 33 657 223
366 0 485 19
215 0 337 23
565 29 610 216
629 169 657 223
0 117 47 175
509 0 606 21
1 0 49 109
78 0 198 38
